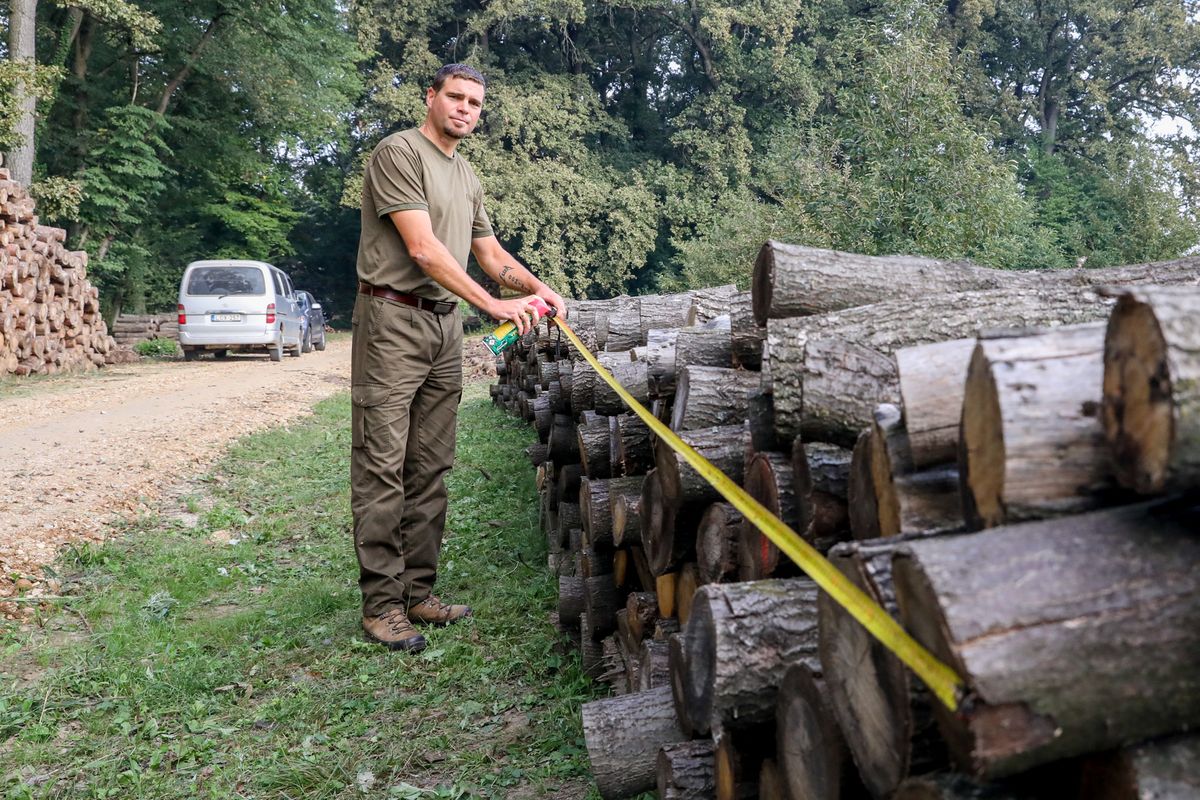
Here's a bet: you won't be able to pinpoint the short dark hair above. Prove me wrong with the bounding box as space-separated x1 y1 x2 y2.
432 64 486 91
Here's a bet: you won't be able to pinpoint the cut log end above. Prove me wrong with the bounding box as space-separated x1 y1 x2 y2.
960 344 1005 530
752 242 775 326
1103 297 1172 494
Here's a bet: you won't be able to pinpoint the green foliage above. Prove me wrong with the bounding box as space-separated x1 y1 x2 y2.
0 60 61 152
0 384 599 798
131 337 179 358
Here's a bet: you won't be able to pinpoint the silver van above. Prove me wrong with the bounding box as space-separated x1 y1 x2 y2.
177 260 304 361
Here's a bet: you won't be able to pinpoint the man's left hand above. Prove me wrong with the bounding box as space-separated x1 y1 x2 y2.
537 288 568 320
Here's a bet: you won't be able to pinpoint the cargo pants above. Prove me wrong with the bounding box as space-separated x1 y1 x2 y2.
350 293 463 617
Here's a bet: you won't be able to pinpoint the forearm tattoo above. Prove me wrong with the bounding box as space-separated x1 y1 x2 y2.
500 264 530 292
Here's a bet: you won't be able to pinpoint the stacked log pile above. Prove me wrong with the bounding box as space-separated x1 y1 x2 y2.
0 169 119 375
491 242 1200 800
110 313 179 347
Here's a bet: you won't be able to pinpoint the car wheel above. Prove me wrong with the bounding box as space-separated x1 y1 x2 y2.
183 348 199 362
315 333 326 352
269 338 283 362
214 349 228 360
301 326 313 354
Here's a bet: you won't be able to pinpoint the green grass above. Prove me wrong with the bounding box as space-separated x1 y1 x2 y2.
0 382 603 799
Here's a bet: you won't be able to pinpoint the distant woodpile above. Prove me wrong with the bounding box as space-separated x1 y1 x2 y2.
492 242 1200 799
0 169 120 376
110 313 178 348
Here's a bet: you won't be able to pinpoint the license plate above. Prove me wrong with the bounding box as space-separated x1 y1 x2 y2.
210 313 242 322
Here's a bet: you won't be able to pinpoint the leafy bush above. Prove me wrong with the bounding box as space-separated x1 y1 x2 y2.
133 338 179 358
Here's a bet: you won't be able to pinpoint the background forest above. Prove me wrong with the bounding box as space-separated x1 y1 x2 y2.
2 0 1199 324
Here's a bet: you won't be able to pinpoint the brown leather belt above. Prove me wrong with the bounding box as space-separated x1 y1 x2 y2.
359 282 456 315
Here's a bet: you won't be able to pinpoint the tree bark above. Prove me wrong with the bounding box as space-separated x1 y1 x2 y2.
1102 286 1200 494
558 575 583 628
818 536 950 799
668 631 699 736
696 502 742 585
6 0 38 186
577 412 613 479
685 579 821 732
594 359 650 416
582 685 688 799
612 493 641 547
677 315 732 372
792 438 852 554
638 638 671 691
548 413 580 464
686 284 739 326
714 722 774 800
654 423 750 509
1079 733 1200 800
640 291 696 343
753 241 1200 323
658 739 716 800
892 500 1200 778
584 575 620 639
581 475 645 550
896 338 978 468
676 562 699 626
614 413 652 476
737 452 802 580
768 287 1116 444
645 327 680 398
960 323 1121 530
605 302 644 352
671 366 762 431
775 665 868 800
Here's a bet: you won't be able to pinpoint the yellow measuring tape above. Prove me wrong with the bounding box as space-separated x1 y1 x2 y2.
549 317 967 712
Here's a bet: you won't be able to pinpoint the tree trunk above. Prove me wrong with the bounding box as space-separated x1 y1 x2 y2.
640 291 696 343
6 0 38 186
792 438 852 554
892 500 1200 778
671 366 762 431
775 665 868 800
605 303 644 352
896 338 978 468
581 475 644 549
853 404 963 539
1079 733 1200 800
753 241 1200 323
818 536 950 799
658 739 716 800
768 287 1115 444
960 323 1121 530
686 284 739 326
677 315 732 372
582 685 689 800
1102 286 1200 494
654 423 750 508
737 452 802 580
696 502 742 585
685 579 821 732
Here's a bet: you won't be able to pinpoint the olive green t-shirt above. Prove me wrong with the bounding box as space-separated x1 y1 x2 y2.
356 128 493 303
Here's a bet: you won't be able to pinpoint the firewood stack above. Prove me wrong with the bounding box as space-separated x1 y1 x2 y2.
0 169 119 375
110 313 179 348
491 243 1200 800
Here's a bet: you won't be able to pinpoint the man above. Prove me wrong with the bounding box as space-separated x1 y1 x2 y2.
353 64 567 652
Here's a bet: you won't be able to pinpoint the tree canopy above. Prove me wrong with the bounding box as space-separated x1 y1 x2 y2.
2 0 1198 319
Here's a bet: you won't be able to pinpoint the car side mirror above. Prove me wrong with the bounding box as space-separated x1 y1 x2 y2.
312 303 322 310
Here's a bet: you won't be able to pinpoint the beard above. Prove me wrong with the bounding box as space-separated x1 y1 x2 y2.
442 123 470 139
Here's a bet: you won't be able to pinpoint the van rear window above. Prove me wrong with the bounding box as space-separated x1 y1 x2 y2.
186 267 266 296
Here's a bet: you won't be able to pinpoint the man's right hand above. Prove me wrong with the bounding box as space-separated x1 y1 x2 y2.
489 295 547 335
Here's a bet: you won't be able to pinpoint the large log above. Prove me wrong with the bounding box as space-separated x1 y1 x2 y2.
654 423 750 509
657 740 716 800
893 500 1200 778
818 536 949 799
582 685 689 800
853 405 963 539
577 412 613 479
645 327 680 398
775 665 868 800
960 323 1123 529
640 291 696 343
612 493 641 547
768 287 1114 444
671 366 762 431
696 502 742 585
614 413 652 475
581 476 645 549
753 241 1200 323
792 438 852 554
594 360 650 416
1079 733 1200 800
1102 286 1200 494
737 452 802 580
684 579 821 732
895 338 977 468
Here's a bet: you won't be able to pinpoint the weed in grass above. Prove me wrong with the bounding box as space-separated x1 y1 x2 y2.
1 382 605 799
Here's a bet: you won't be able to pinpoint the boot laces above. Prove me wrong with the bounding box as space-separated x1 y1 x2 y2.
419 595 453 614
380 608 415 634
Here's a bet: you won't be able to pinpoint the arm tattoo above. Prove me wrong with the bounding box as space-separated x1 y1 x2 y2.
500 264 530 292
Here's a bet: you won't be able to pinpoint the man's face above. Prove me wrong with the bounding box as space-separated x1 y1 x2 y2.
425 77 485 140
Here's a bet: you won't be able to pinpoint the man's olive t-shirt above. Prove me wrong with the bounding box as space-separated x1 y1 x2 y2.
356 128 493 303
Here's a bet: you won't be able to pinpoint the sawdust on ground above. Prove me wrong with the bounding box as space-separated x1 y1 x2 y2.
0 334 497 619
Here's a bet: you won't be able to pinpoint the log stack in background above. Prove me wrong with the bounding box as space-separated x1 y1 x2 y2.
0 169 121 375
109 313 178 348
492 244 1200 800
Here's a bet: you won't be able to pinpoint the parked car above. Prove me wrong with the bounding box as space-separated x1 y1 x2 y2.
295 290 327 353
177 260 304 362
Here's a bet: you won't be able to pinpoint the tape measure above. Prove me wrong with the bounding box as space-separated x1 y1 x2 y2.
548 315 968 712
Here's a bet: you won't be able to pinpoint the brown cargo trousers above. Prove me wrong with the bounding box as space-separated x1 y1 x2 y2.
350 293 463 618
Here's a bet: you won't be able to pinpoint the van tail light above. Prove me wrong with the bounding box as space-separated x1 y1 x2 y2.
177 304 186 325
266 303 276 324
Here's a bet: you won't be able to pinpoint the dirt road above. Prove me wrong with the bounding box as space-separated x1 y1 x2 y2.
0 335 495 616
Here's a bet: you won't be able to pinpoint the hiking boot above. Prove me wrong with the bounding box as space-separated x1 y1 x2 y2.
362 607 427 652
407 595 473 626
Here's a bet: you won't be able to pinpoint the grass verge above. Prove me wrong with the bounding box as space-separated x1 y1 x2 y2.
0 381 603 799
